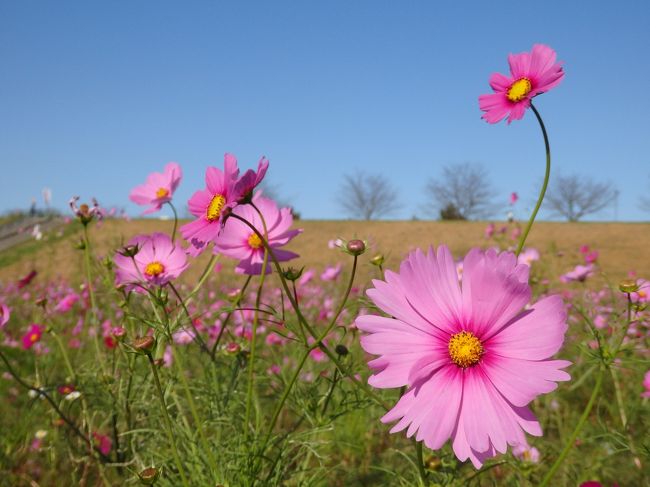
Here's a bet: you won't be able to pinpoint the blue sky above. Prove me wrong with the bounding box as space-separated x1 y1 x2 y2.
1 1 649 221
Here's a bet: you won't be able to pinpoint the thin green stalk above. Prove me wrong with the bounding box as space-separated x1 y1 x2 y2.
211 275 253 358
167 201 179 241
82 224 107 375
540 367 604 487
245 210 270 439
147 354 189 487
414 439 427 485
515 102 551 256
171 347 220 480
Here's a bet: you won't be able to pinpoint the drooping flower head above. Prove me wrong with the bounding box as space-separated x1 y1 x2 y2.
479 44 564 124
234 157 269 204
114 233 188 290
129 162 183 215
69 196 104 225
214 192 301 275
356 246 570 468
22 324 45 349
180 154 241 255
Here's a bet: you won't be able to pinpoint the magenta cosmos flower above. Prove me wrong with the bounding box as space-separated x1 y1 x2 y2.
355 246 570 468
0 303 9 328
214 193 301 275
479 44 564 124
22 324 45 349
114 233 188 289
129 162 182 214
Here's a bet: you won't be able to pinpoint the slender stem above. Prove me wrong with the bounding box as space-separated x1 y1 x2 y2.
0 348 111 462
147 354 189 487
171 347 220 479
414 439 427 485
167 201 178 241
515 102 551 257
82 224 107 375
211 275 253 358
229 213 390 410
168 282 212 356
245 210 270 439
540 367 604 487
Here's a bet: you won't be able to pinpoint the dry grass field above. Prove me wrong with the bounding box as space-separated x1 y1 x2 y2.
1 218 648 286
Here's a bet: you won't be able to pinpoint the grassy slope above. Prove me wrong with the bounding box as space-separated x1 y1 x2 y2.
0 219 648 286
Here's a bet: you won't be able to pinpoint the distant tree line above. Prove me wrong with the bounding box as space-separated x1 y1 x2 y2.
337 163 629 222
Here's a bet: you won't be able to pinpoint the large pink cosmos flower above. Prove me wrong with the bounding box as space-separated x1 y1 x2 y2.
214 193 301 275
114 233 188 289
356 246 570 468
180 154 242 255
479 44 564 124
129 162 182 215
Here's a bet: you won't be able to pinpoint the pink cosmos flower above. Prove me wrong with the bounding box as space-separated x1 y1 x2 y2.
114 233 188 289
214 193 301 275
93 432 112 456
510 192 519 205
0 303 9 328
22 324 45 349
356 246 570 468
129 162 182 215
321 263 343 282
512 443 540 463
484 223 495 239
54 293 79 313
517 248 540 267
181 154 241 255
233 157 269 204
560 264 594 283
642 370 650 399
631 279 649 303
479 44 564 124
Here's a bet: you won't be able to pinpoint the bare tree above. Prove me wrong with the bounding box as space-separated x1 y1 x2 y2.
424 162 497 220
639 175 650 213
338 171 400 220
545 173 616 221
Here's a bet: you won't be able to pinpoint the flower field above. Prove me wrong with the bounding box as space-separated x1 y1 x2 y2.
1 44 649 487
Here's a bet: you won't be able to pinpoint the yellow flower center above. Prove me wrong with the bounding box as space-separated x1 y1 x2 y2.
506 77 532 102
144 261 165 277
448 331 483 368
206 194 226 222
248 233 263 249
30 333 39 343
155 187 169 199
638 290 646 298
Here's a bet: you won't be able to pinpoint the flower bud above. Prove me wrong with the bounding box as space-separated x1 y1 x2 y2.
153 358 165 367
370 254 385 267
138 467 160 485
111 327 127 340
346 239 366 256
335 344 349 356
225 342 241 355
282 266 304 282
424 456 441 471
132 336 155 353
118 244 140 258
74 239 87 250
619 279 639 294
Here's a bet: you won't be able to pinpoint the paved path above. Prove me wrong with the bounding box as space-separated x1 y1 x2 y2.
0 216 64 253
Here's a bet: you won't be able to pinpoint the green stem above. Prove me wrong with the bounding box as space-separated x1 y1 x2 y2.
515 102 551 257
540 367 604 487
414 439 427 485
147 354 189 487
211 275 253 358
171 347 220 480
82 224 107 375
167 201 179 242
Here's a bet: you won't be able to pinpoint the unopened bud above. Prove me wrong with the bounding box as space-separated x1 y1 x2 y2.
370 254 385 267
74 239 86 250
282 266 304 281
225 342 241 355
335 344 349 356
35 297 48 308
118 244 140 258
138 467 160 485
424 456 441 471
132 336 155 353
619 280 639 294
346 239 366 256
153 358 165 367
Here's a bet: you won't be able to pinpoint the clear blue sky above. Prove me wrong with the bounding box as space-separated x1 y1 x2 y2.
1 1 649 221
